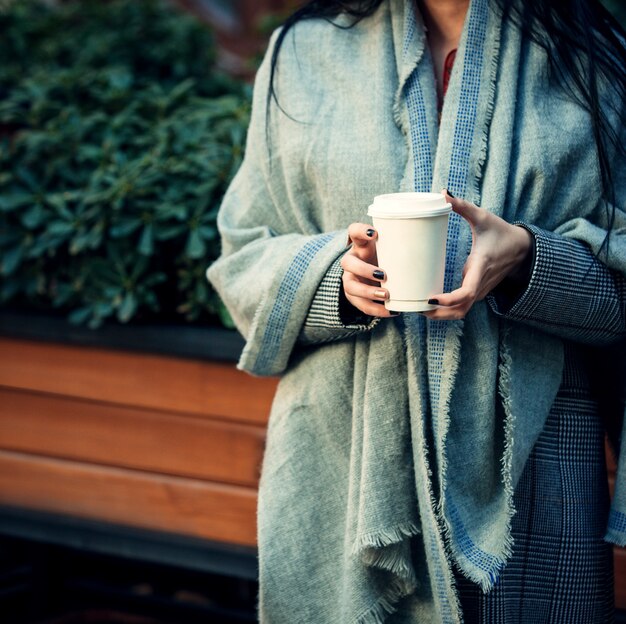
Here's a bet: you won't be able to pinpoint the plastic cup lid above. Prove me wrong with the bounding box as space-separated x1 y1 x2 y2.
367 192 452 219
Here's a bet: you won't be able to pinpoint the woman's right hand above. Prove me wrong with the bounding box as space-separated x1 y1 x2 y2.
340 223 396 318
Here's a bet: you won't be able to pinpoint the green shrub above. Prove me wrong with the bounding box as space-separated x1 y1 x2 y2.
0 0 251 328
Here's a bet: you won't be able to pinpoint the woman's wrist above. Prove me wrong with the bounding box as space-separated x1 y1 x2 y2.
506 224 535 283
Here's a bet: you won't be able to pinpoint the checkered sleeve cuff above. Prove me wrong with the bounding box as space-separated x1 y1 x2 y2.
488 223 626 345
299 256 380 344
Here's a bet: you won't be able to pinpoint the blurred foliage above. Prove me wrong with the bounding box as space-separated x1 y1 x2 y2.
0 0 251 328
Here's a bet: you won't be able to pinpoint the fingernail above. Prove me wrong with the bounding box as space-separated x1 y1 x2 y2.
373 270 385 280
373 290 386 299
428 298 439 305
444 189 455 198
366 228 375 237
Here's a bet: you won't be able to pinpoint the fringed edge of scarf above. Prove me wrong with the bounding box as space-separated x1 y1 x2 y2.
492 323 517 582
437 323 517 593
355 522 421 579
470 0 502 202
351 522 421 624
353 522 422 554
354 576 415 624
433 317 464 517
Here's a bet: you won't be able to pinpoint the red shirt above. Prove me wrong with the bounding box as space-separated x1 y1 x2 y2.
438 48 457 116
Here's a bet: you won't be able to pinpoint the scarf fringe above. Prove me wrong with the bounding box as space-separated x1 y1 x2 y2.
354 576 416 624
362 546 416 584
435 322 517 594
434 318 465 517
353 522 421 554
471 0 502 201
493 324 517 589
352 524 421 624
443 324 517 593
355 522 421 588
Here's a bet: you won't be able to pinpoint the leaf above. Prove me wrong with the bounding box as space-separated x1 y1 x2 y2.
198 224 217 239
47 221 74 236
94 301 114 317
167 79 195 106
216 299 235 329
138 223 154 256
117 292 137 323
110 218 142 238
1 246 23 275
46 193 73 219
20 204 46 229
15 167 39 192
185 228 205 259
0 190 33 212
69 231 94 255
154 223 186 240
68 306 92 325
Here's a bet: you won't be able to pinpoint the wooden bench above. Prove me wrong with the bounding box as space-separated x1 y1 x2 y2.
0 333 623 607
0 337 276 549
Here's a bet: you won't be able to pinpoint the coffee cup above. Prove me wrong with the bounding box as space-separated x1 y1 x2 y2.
367 192 451 312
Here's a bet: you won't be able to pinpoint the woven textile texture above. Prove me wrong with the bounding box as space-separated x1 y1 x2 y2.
389 344 614 623
454 347 614 623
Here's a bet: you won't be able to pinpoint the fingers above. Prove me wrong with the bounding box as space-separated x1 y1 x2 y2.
442 189 484 229
347 222 378 263
342 225 395 318
347 222 377 246
341 254 394 318
340 252 384 283
422 259 483 320
343 272 395 318
421 292 474 320
343 277 394 318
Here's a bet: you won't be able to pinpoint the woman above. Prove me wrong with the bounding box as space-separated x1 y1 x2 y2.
207 0 626 621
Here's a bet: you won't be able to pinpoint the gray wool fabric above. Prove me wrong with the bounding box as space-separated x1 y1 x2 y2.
207 0 626 622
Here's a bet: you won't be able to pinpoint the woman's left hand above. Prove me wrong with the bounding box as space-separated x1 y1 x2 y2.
422 191 533 321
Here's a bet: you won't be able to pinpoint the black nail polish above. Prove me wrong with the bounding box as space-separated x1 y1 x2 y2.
366 228 375 237
428 298 439 305
373 270 384 280
446 190 455 198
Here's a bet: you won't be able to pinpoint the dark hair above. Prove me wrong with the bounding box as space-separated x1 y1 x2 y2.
268 1 626 256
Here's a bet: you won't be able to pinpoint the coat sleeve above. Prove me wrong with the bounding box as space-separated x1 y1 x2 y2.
487 221 626 346
206 32 373 376
298 256 380 344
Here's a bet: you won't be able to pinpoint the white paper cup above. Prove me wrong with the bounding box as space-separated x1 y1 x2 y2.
367 192 451 312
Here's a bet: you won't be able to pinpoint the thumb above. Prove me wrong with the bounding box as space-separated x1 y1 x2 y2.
441 189 482 226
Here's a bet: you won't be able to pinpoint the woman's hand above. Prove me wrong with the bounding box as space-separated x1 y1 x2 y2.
422 191 533 321
340 223 397 318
